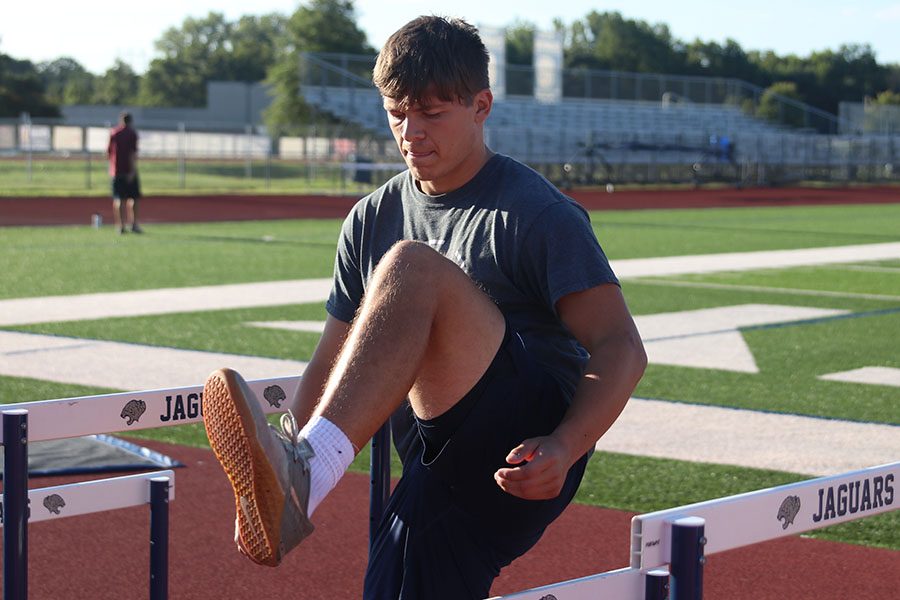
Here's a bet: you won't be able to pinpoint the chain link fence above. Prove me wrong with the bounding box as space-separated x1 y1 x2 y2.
0 116 406 195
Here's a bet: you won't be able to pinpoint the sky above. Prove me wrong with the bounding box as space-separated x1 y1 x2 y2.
2 0 898 74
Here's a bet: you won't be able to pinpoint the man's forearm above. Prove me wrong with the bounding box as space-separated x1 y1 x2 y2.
289 316 352 423
552 332 647 463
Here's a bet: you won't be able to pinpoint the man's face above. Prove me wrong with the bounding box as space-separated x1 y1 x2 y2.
383 89 492 195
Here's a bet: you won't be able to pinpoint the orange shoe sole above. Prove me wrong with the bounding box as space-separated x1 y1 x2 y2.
202 369 286 567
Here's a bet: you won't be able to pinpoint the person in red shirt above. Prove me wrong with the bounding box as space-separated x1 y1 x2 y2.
107 112 142 233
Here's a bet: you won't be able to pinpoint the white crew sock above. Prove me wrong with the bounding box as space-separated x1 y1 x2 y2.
299 416 355 515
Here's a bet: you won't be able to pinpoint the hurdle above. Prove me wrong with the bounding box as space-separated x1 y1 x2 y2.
487 460 898 599
0 375 375 600
0 376 301 598
3 377 897 599
1 409 175 600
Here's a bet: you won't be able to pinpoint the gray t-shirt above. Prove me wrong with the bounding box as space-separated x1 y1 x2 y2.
326 153 618 399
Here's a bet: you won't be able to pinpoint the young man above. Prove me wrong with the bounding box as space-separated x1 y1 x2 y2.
107 112 142 234
202 16 646 599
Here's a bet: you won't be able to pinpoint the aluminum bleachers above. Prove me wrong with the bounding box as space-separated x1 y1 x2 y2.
301 86 781 140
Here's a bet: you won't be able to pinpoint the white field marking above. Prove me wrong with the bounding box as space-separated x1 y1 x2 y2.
596 398 900 476
836 264 900 273
1 242 898 328
610 241 900 278
0 330 308 391
251 305 848 374
819 366 900 388
0 279 333 327
634 304 848 373
246 320 327 334
631 278 900 302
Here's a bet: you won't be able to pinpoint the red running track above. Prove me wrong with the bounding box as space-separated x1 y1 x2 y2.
1 185 898 226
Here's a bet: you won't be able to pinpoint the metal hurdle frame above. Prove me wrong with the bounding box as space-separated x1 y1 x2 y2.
0 375 386 599
487 461 898 599
3 377 897 600
1 410 175 600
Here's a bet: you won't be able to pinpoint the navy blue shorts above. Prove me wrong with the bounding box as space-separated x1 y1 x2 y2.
363 326 589 600
111 175 141 200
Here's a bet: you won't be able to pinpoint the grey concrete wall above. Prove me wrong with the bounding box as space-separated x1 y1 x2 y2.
61 81 273 132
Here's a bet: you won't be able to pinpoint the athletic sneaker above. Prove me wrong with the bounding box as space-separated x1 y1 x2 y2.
131 224 144 234
202 368 315 566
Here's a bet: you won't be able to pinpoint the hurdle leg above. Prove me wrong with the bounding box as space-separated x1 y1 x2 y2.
2 410 29 600
149 477 170 600
368 422 392 550
669 517 706 600
645 568 670 600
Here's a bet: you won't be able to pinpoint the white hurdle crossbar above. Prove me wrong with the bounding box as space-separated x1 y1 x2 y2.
488 567 648 600
630 461 898 569
0 469 175 525
0 375 302 443
490 461 898 599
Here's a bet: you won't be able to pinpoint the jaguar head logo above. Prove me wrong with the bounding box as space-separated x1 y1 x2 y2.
263 385 287 409
43 494 66 515
777 495 801 530
120 399 147 426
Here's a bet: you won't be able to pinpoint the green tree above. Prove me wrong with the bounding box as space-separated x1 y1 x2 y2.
885 64 900 93
757 81 805 127
684 39 761 83
139 12 232 106
139 12 285 107
505 20 535 96
0 53 59 117
870 89 900 105
92 60 141 105
506 20 535 65
230 14 288 81
800 44 885 113
553 9 890 118
38 57 95 104
562 11 688 74
264 0 373 136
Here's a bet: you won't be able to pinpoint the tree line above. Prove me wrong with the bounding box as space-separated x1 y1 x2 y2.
2 1 899 133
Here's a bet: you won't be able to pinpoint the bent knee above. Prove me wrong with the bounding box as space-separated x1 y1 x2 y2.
380 240 455 274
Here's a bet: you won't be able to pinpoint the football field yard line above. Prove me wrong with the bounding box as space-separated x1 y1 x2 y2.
835 264 900 274
597 397 899 477
632 278 900 302
609 241 900 278
1 242 899 326
0 330 309 391
0 279 333 327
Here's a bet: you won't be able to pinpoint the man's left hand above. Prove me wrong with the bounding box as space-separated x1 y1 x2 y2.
494 436 574 500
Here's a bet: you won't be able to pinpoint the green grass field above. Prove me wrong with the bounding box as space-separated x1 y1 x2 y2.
1 202 897 549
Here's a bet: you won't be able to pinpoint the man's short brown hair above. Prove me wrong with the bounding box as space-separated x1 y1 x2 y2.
373 16 490 107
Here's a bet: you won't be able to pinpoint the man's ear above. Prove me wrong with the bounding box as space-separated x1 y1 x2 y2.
474 88 493 122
